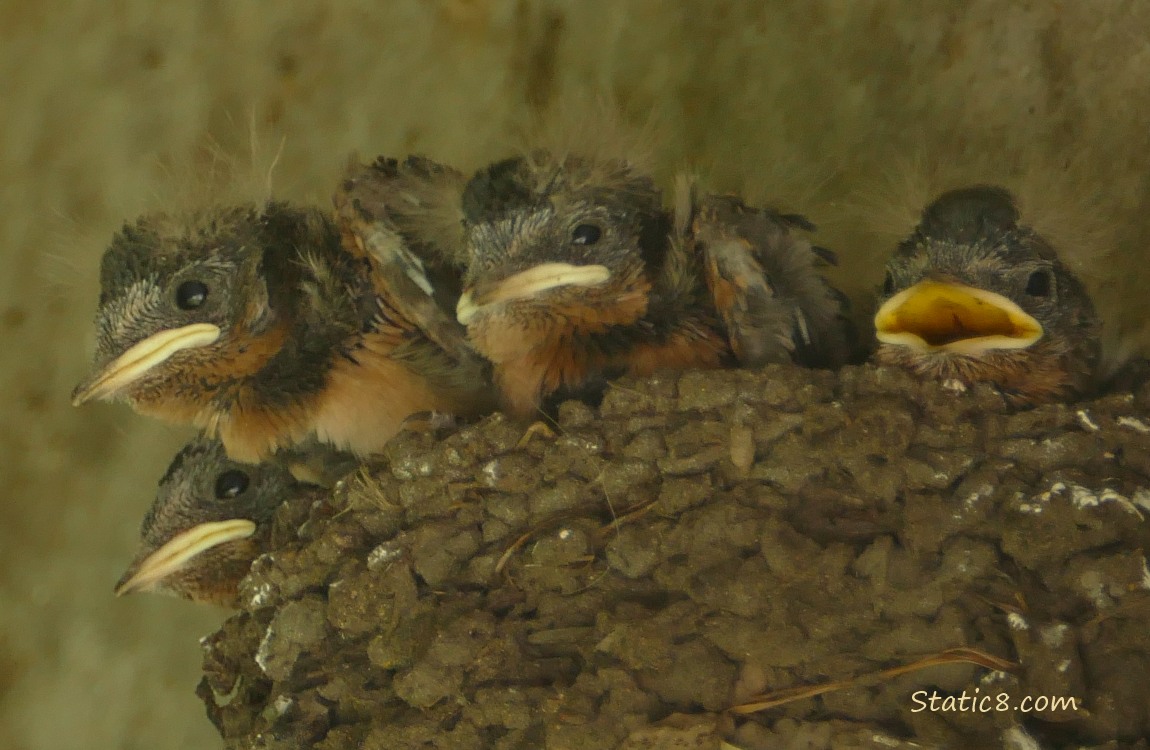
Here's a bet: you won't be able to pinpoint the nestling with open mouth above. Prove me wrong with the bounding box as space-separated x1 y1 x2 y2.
873 185 1101 405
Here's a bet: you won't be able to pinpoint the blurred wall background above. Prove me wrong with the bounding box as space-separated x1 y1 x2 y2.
3 1 1149 747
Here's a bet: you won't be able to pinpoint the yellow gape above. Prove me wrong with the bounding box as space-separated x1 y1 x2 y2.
875 280 1043 355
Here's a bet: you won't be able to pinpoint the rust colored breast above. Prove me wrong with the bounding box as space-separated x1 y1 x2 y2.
625 325 729 377
309 330 459 456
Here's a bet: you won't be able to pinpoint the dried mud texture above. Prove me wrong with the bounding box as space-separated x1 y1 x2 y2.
200 365 1150 750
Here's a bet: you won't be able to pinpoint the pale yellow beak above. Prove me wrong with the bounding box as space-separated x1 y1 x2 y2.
875 280 1043 355
456 263 611 324
113 519 256 596
72 323 222 406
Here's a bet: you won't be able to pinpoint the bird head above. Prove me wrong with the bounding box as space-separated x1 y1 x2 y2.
114 438 312 607
71 203 326 414
874 186 1097 360
455 153 668 349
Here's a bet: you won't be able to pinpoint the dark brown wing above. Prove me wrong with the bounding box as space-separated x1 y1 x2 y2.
340 155 470 268
333 155 475 362
693 193 855 368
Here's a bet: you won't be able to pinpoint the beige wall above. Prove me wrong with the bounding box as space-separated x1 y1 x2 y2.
4 2 1148 747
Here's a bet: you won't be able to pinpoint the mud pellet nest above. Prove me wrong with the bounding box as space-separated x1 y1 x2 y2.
198 364 1150 749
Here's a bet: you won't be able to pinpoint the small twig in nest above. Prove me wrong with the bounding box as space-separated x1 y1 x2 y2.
973 591 1027 617
727 647 1018 715
594 499 660 540
1083 590 1150 629
604 379 651 401
494 524 548 575
516 420 559 448
560 561 614 597
493 511 584 574
345 467 398 513
493 498 660 575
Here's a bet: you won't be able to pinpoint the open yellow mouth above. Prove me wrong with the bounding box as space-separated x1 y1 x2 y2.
71 323 221 406
874 280 1043 355
113 519 256 596
456 263 611 324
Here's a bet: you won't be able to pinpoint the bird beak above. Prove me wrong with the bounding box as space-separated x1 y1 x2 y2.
456 263 611 324
113 518 256 597
71 323 222 406
874 280 1043 355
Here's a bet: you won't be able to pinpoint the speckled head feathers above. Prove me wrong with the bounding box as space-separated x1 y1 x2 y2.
72 202 353 417
115 437 312 606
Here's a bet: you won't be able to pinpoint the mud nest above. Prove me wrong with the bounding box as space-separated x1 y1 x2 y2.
199 364 1150 749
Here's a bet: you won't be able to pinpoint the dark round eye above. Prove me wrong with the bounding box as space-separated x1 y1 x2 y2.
571 223 602 245
1025 270 1053 297
882 271 895 296
176 280 209 310
214 470 250 499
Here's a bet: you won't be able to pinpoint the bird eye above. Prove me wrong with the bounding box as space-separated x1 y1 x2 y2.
882 271 895 296
214 470 250 499
176 280 209 310
1025 269 1053 297
571 223 602 245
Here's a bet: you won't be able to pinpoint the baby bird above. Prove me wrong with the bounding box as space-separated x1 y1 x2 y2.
873 185 1101 405
72 196 492 463
114 438 321 607
455 151 850 416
